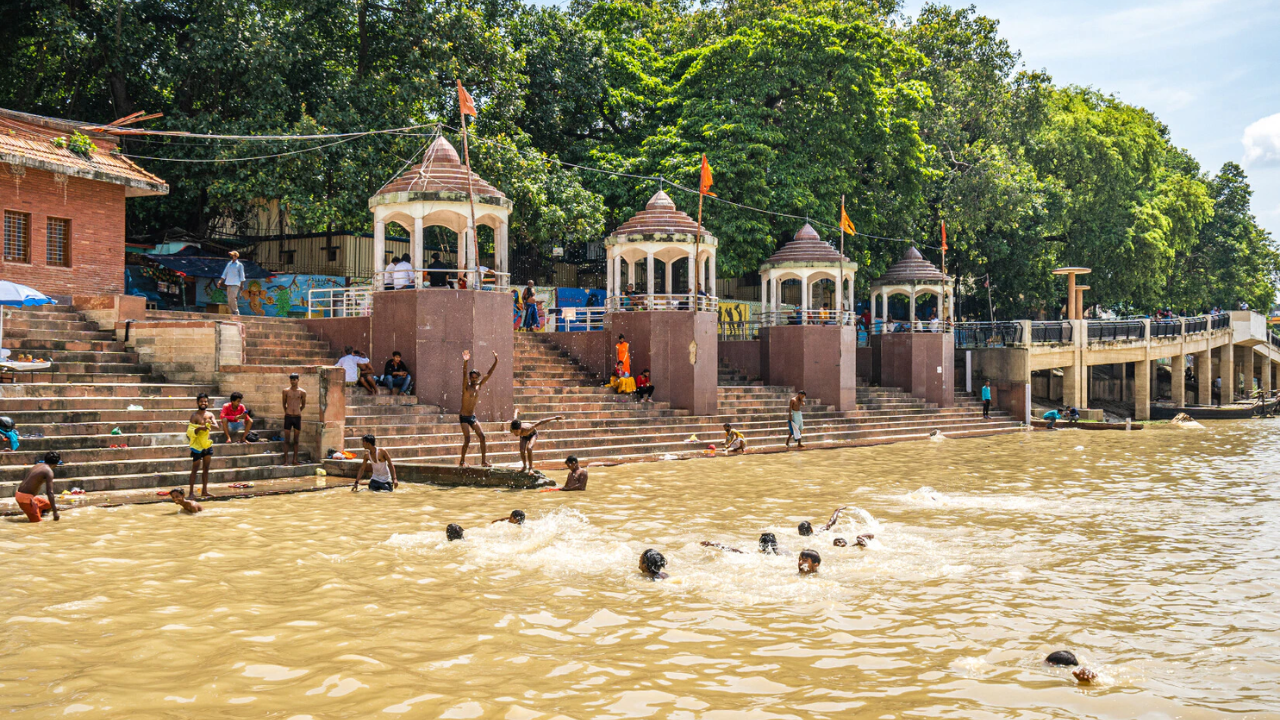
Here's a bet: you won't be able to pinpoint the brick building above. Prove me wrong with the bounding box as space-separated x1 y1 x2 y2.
0 108 167 298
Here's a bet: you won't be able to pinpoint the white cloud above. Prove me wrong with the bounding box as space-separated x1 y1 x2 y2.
1243 113 1280 169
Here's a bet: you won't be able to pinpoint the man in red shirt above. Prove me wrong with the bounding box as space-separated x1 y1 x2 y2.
219 391 253 444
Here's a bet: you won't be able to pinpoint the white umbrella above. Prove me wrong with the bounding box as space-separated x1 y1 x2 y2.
0 281 56 360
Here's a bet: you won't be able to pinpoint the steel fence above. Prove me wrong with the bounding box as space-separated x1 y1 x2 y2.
1183 317 1208 334
1087 319 1146 343
954 322 1023 348
1211 313 1231 330
1150 319 1183 338
1030 321 1072 344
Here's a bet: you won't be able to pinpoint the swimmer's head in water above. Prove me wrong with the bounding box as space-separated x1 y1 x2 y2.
856 533 874 547
169 488 184 499
758 532 778 554
797 521 813 536
798 549 821 574
639 548 667 577
446 523 464 541
361 433 376 449
42 451 61 466
1045 650 1079 667
565 455 579 469
509 510 526 525
833 537 848 547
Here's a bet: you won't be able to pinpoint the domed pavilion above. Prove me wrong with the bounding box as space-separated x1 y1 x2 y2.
367 136 513 288
605 190 717 311
868 246 953 329
758 223 857 325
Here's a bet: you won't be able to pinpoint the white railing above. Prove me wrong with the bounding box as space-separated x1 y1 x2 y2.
761 309 857 327
308 286 373 318
605 294 719 312
545 307 607 332
371 267 510 291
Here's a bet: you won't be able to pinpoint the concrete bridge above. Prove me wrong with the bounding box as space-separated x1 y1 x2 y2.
960 311 1280 421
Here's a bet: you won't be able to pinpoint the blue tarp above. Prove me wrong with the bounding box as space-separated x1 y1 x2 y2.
147 255 272 280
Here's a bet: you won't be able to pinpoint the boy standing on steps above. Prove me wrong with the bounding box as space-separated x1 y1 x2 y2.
187 393 216 497
281 374 307 466
786 391 806 449
459 350 499 468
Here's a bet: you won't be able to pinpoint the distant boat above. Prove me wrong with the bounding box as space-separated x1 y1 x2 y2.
1031 419 1144 431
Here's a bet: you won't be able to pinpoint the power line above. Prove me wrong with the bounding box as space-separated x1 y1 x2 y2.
121 135 366 163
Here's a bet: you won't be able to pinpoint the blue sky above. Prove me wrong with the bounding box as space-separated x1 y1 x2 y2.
898 0 1280 234
532 0 1280 234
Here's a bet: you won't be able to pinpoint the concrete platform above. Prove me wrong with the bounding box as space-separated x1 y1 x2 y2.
322 459 555 489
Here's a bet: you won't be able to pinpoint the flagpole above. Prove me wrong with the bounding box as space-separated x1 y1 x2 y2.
458 81 480 289
695 189 703 310
839 195 846 323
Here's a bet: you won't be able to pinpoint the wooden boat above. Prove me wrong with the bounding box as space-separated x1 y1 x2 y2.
1031 419 1143 430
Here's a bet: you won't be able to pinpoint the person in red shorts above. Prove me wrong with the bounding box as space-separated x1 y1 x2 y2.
15 452 61 523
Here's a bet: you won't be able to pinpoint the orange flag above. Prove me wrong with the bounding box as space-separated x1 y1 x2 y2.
941 220 948 252
457 80 476 117
840 205 857 235
699 154 715 196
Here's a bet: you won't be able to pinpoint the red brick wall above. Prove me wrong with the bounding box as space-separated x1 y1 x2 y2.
0 166 127 297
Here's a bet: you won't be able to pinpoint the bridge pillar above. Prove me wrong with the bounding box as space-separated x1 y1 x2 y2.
1117 363 1127 402
1195 350 1212 405
1260 348 1272 398
1219 343 1234 404
1171 354 1186 407
1063 362 1083 409
1134 356 1151 420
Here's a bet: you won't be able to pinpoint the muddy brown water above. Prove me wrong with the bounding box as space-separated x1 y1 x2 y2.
3 422 1279 718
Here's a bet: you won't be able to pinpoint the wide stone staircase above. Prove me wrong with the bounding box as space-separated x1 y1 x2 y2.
337 332 1021 469
144 309 335 365
0 305 320 498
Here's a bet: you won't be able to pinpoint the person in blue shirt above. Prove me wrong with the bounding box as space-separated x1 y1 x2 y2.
218 251 246 315
1042 409 1061 430
0 415 18 452
981 380 992 419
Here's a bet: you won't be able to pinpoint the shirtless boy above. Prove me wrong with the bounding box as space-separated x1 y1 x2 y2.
459 350 498 467
561 455 588 491
187 393 216 497
281 374 307 465
508 412 563 472
14 452 60 523
168 488 203 514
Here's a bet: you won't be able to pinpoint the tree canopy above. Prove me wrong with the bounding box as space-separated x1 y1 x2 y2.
2 0 1274 314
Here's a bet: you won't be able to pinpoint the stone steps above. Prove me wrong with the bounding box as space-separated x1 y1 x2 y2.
0 463 319 497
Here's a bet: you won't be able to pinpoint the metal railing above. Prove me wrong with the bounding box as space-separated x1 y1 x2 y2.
954 322 1023 348
1211 313 1231 330
718 320 762 341
866 319 952 334
760 309 857 327
1150 319 1183 338
1087 319 1145 343
1184 317 1208 334
547 307 606 332
1030 321 1072 344
1271 331 1280 350
372 267 510 291
605 294 719 312
308 286 372 318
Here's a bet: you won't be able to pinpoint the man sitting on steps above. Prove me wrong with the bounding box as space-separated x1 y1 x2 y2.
219 391 253 444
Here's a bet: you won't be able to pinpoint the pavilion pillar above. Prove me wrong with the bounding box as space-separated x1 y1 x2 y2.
708 255 716 298
801 278 810 312
373 220 386 279
612 254 622 297
761 275 768 317
1171 354 1186 407
936 292 943 322
687 249 696 294
646 254 655 296
495 220 509 285
908 293 916 330
665 261 672 294
411 217 424 288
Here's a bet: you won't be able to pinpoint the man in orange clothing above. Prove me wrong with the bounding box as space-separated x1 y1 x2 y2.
15 452 61 523
616 334 631 376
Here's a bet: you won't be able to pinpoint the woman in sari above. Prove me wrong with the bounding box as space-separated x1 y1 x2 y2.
521 281 539 331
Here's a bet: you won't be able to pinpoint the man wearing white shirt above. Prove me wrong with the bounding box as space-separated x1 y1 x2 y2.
219 251 246 315
392 254 414 290
335 346 361 383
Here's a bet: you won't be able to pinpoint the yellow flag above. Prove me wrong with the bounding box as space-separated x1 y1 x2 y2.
840 205 857 235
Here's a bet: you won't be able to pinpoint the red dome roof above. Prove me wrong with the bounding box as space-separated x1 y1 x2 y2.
610 190 712 239
373 136 504 199
873 246 947 284
761 224 850 266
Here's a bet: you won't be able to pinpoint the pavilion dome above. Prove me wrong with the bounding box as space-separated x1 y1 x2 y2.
371 136 505 201
760 224 850 268
608 190 714 242
873 245 947 285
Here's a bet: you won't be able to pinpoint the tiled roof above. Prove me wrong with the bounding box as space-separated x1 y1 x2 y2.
610 190 712 240
761 224 850 266
873 246 947 284
373 136 504 199
0 108 167 197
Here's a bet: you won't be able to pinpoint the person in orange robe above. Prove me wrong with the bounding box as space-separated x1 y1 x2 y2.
616 334 631 376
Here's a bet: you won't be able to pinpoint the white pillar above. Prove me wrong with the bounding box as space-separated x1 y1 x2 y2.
664 259 672 294
937 292 943 322
707 255 716 297
411 217 424 288
687 249 696 294
495 220 509 286
645 253 654 296
606 251 614 297
373 220 386 280
614 254 624 296
909 292 917 330
835 272 843 321
801 277 810 312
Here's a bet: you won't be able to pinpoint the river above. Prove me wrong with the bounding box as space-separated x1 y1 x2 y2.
2 422 1279 718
